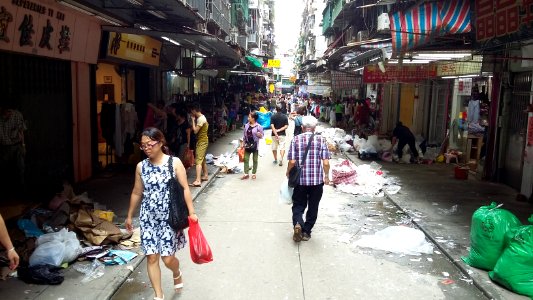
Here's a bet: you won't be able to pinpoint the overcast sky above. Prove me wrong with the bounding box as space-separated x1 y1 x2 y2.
274 0 304 54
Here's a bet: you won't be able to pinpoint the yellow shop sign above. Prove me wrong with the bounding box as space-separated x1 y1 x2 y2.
107 32 161 66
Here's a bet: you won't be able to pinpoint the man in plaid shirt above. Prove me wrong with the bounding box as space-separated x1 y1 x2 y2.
286 116 331 242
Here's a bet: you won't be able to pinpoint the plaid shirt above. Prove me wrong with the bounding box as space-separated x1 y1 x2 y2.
0 110 25 146
288 132 331 186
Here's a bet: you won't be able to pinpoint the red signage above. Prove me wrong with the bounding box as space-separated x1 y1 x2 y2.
475 0 533 41
527 113 533 146
363 64 437 83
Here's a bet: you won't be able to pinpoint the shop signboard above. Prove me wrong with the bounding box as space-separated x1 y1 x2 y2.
437 56 483 77
475 0 533 46
107 32 161 66
267 59 280 68
457 78 473 96
363 64 437 83
0 0 100 63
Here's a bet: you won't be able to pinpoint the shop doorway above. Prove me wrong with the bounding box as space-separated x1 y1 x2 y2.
0 52 72 199
501 72 531 190
399 84 415 128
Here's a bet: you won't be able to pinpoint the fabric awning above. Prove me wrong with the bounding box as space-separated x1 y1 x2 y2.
390 0 471 55
102 26 240 67
245 56 263 68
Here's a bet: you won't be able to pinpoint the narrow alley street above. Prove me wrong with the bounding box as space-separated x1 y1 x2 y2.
111 129 488 300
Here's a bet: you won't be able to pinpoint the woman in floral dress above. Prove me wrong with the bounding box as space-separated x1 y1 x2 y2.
126 127 198 300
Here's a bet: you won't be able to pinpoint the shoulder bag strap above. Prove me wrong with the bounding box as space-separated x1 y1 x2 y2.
167 156 174 178
298 133 315 167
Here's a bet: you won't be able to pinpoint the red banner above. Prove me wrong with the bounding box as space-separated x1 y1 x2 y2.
363 64 437 83
475 0 533 42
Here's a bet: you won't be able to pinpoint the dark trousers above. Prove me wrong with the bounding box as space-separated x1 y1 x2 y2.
397 138 419 159
292 184 323 235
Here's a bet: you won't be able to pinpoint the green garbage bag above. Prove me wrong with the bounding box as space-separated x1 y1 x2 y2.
489 219 533 298
461 202 521 270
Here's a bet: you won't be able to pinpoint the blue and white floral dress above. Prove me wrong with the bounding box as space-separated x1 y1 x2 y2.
140 157 187 256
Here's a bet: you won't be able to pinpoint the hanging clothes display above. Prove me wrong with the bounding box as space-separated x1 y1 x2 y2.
468 99 480 124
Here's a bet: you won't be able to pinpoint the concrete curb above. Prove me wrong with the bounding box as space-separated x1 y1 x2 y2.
342 153 495 299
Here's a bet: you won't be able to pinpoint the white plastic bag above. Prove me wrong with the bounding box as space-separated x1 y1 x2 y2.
279 178 294 205
355 226 434 255
33 229 81 264
29 240 66 266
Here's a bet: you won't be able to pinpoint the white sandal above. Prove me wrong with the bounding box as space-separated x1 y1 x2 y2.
153 296 164 300
174 270 183 291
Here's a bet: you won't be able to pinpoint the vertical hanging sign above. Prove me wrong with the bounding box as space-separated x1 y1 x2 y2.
527 112 533 146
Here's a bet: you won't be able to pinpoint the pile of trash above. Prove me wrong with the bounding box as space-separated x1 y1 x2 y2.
316 127 355 154
318 125 429 163
1 182 142 285
330 159 401 197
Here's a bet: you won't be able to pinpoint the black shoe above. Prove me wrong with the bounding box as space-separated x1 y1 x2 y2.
293 224 302 242
302 232 311 241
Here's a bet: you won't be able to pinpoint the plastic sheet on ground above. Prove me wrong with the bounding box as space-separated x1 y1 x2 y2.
73 260 105 283
355 226 434 255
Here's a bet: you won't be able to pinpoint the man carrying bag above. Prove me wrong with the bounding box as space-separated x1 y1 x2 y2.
286 116 330 242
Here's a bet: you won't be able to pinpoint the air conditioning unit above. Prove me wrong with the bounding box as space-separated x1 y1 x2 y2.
356 30 368 42
345 27 356 42
377 13 390 32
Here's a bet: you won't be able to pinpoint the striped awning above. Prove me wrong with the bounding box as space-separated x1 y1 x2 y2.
390 0 471 55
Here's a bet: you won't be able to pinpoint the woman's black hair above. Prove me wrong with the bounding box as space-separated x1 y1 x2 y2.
190 102 201 112
141 127 170 154
249 110 259 121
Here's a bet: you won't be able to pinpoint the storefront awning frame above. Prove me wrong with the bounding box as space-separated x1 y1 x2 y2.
102 26 240 67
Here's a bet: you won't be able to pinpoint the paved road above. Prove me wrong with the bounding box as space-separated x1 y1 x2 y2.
112 131 486 300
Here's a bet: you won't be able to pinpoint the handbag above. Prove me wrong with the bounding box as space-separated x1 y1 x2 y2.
167 156 189 231
288 133 315 188
183 149 195 169
237 146 245 162
243 125 257 151
187 216 213 264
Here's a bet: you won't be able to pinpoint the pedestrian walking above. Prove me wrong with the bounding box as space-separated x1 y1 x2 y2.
240 111 264 180
189 103 209 187
286 116 331 242
175 109 191 162
125 127 198 300
290 106 306 136
270 106 289 166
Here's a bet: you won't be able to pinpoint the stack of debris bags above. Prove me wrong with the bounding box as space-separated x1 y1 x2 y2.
462 202 533 298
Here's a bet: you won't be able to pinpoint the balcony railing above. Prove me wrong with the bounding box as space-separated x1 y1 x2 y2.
185 0 207 19
322 0 344 36
248 32 258 48
207 0 232 35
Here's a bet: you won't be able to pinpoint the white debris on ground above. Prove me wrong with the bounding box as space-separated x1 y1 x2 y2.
354 226 434 255
316 126 402 197
329 159 401 197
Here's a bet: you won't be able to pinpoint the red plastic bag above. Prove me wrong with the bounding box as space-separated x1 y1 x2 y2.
237 147 245 163
187 216 213 264
183 149 195 169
